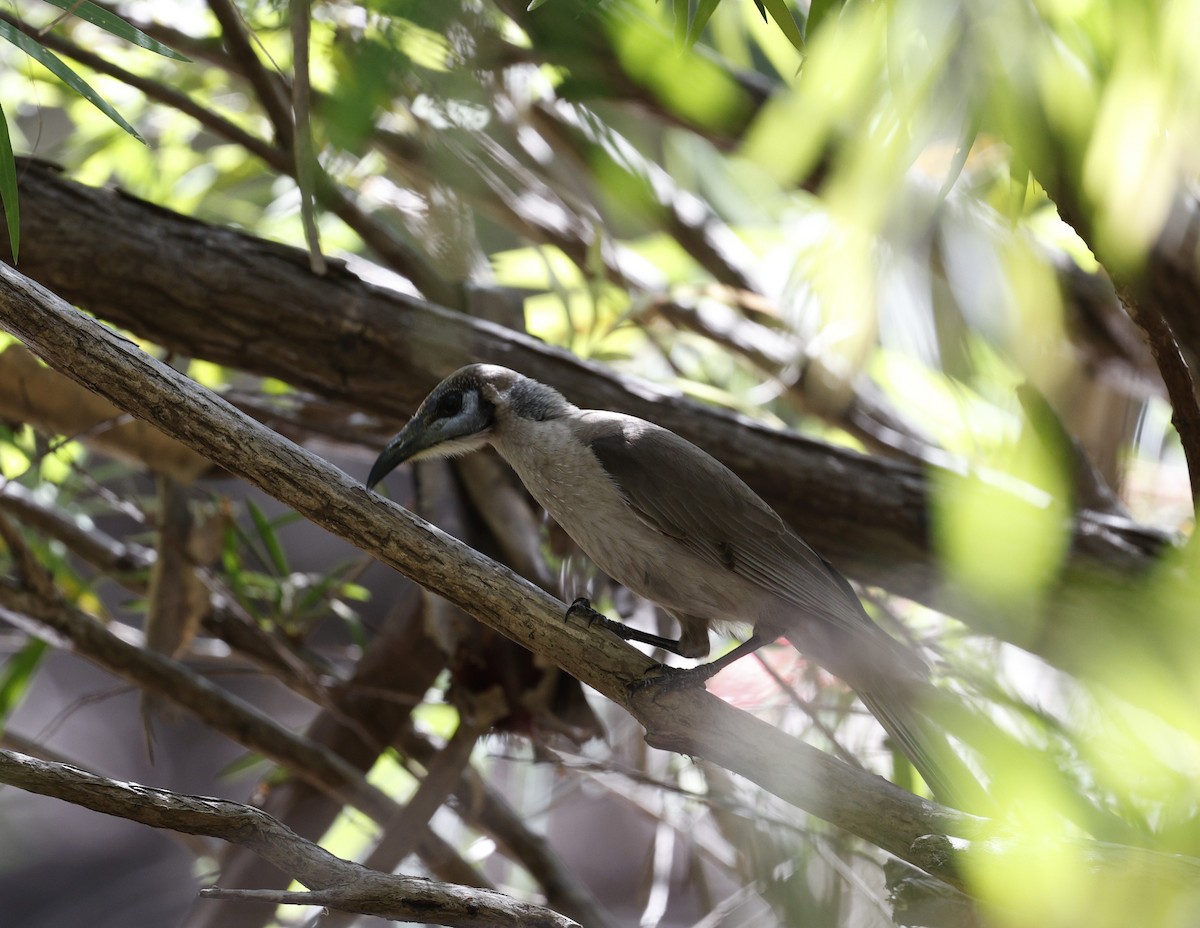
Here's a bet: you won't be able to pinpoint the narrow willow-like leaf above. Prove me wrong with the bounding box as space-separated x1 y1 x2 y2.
0 20 144 142
40 0 190 60
0 101 19 261
0 639 46 717
686 0 722 46
247 498 290 577
805 0 838 38
758 0 805 52
672 0 689 45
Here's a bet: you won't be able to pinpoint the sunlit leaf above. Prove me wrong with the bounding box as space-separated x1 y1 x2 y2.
806 0 838 37
686 0 723 46
40 0 191 60
247 499 290 577
0 638 46 718
757 0 804 52
671 0 689 45
0 20 144 142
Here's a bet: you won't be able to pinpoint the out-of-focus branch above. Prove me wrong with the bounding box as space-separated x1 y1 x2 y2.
0 481 150 573
0 581 395 820
0 750 577 928
0 457 606 925
320 706 501 928
0 479 338 709
1115 283 1200 506
0 10 276 162
287 0 325 275
648 294 940 463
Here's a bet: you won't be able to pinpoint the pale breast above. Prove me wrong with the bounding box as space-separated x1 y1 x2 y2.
490 416 761 626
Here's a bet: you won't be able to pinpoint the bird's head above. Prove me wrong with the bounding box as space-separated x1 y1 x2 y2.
367 364 568 489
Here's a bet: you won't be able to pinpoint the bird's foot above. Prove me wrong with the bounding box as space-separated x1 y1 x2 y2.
565 597 606 627
626 663 715 697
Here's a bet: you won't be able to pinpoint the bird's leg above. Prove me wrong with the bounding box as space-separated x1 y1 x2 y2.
565 598 694 657
628 634 767 695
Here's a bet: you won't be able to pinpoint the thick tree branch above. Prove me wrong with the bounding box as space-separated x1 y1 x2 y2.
0 258 980 873
0 163 1178 710
0 750 576 928
3 163 1167 602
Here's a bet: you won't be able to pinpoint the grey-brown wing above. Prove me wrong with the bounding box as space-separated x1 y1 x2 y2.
582 412 871 634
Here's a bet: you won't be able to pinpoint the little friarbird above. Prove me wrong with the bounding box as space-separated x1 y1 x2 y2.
368 364 984 808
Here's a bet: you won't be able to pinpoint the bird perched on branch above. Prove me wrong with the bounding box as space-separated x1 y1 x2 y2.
368 364 986 809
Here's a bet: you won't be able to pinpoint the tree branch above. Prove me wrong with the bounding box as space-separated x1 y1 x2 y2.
3 163 1166 576
0 478 610 924
0 582 395 821
0 258 980 873
0 750 576 928
1 162 1173 681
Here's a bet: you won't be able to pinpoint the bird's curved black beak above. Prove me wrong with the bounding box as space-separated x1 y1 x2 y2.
367 422 427 490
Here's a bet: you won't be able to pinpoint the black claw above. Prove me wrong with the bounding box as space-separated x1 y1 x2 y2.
565 597 604 627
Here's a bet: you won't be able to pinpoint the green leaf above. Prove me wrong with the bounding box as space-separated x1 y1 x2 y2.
758 0 804 52
247 499 290 576
686 0 722 46
805 0 838 38
0 20 144 142
0 638 47 718
39 0 190 60
672 0 689 45
0 102 18 262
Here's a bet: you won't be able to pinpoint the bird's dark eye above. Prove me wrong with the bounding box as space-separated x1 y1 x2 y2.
432 390 463 420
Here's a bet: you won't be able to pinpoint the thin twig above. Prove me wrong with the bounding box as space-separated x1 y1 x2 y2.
287 0 325 274
206 0 293 147
1116 283 1200 509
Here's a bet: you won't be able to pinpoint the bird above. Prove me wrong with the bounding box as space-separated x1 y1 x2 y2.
368 363 986 809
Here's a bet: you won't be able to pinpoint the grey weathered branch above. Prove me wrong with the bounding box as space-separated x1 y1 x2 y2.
0 750 576 928
0 258 979 873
